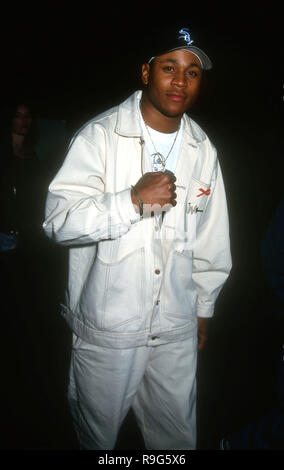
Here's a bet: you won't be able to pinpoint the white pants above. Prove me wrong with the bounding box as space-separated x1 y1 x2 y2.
68 334 197 450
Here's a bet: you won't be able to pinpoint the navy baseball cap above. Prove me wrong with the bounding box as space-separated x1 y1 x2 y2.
146 27 212 70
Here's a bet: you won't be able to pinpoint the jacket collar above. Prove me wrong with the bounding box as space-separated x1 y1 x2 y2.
115 90 207 145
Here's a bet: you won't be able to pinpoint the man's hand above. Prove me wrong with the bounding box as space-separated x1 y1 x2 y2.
197 317 211 351
131 171 177 214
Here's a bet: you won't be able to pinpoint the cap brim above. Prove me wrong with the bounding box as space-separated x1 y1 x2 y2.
148 45 212 70
168 46 212 70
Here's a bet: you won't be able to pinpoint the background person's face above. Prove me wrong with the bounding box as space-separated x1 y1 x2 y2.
12 105 32 136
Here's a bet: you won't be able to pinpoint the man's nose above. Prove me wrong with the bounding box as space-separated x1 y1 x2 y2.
172 71 186 87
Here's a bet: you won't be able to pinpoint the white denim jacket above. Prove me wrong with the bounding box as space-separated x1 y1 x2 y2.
43 91 232 348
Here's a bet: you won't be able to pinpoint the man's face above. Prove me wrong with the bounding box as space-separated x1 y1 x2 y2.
12 105 32 136
141 49 203 119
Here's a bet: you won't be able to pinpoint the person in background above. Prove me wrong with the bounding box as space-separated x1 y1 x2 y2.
220 197 284 450
0 100 43 253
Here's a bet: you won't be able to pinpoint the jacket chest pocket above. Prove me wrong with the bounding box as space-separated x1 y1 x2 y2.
186 177 211 221
78 248 145 331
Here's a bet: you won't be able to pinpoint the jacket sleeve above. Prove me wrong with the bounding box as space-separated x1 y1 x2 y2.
43 129 140 246
192 158 232 318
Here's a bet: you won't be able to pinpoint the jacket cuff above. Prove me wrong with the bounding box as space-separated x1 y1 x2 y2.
116 188 141 225
196 302 215 318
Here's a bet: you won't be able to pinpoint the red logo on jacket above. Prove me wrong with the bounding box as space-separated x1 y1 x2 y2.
197 188 211 197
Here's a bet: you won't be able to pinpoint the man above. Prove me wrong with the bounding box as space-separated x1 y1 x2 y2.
43 27 232 450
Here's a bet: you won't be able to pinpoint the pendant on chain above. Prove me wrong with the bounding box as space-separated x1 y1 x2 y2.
152 152 166 172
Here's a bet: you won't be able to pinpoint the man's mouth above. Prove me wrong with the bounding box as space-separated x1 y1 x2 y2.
166 93 186 102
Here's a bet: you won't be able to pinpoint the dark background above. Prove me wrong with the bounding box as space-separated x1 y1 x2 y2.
0 3 283 452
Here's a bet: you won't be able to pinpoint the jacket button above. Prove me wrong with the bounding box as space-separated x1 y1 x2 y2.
155 269 160 275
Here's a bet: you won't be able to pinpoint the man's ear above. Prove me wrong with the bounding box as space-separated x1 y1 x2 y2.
141 63 150 86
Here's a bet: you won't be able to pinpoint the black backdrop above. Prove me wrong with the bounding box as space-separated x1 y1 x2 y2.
0 3 283 452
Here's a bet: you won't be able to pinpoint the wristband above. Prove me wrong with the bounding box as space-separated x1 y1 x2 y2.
131 185 143 219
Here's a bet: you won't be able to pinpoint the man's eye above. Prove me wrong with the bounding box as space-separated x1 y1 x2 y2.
187 70 198 77
163 66 174 72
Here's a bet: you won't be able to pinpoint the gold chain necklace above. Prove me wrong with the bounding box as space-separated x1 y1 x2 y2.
145 124 180 171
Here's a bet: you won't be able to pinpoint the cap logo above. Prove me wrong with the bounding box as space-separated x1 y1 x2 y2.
178 28 194 46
